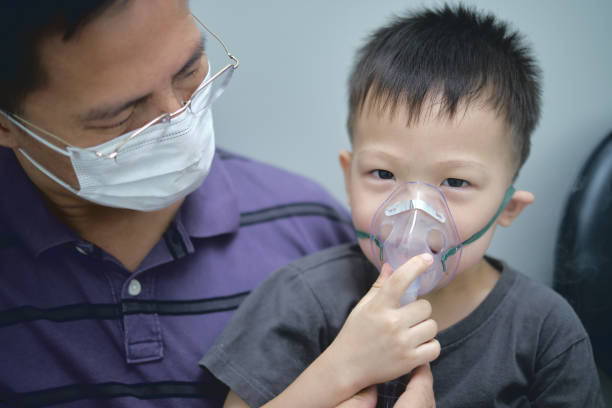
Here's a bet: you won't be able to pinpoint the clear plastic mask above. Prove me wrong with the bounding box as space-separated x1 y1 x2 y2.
369 182 462 303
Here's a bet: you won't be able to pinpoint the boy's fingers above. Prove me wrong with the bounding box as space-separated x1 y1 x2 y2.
379 263 394 281
394 364 435 408
377 254 433 305
335 385 377 408
414 338 441 365
404 317 438 346
356 263 393 307
401 300 434 328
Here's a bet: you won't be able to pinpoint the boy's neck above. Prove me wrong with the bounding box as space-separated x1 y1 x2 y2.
420 257 500 332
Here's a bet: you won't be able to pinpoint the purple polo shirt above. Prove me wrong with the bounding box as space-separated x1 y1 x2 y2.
0 147 355 407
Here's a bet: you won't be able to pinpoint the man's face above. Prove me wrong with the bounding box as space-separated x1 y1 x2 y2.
3 0 207 193
340 98 518 278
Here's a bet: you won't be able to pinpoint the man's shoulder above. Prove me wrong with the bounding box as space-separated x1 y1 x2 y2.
216 149 345 213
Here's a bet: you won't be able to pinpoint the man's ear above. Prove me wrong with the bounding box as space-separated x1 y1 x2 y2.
0 115 20 149
497 190 534 227
338 150 353 208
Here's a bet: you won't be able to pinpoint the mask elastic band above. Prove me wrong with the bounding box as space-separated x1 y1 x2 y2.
440 185 516 268
356 229 384 262
2 112 71 157
18 148 79 194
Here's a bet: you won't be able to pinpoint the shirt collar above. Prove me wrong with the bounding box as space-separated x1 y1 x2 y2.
0 148 240 257
180 151 240 238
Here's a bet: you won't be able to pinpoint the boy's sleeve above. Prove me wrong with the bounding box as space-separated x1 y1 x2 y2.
200 263 330 407
529 300 606 407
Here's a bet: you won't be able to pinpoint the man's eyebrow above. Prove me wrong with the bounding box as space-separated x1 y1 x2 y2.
78 94 150 123
173 36 205 79
77 37 206 123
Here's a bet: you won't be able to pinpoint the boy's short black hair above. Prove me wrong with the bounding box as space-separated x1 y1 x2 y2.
0 0 119 114
347 3 542 176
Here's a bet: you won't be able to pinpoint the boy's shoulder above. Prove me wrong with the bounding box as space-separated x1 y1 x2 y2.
271 243 378 303
502 260 589 358
439 256 589 360
481 258 587 341
433 258 603 406
285 242 367 272
201 243 378 407
502 260 585 334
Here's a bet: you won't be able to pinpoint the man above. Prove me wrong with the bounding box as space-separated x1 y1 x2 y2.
0 1 434 407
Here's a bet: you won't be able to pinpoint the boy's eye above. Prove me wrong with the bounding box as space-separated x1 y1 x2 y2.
442 178 469 188
372 169 395 180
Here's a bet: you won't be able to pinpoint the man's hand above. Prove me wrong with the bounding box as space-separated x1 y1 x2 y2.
335 364 436 408
335 386 377 408
323 253 441 393
395 365 436 408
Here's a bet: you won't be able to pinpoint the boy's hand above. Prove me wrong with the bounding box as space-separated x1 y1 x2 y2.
323 253 440 393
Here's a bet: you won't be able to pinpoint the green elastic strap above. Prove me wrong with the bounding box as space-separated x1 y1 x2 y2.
440 185 516 269
356 229 384 263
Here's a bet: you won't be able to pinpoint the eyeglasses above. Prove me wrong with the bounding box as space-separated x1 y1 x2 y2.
12 14 238 161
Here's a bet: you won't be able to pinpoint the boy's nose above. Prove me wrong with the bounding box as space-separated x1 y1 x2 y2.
427 229 444 254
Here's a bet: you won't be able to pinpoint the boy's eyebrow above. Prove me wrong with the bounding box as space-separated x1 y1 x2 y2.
76 37 205 123
435 159 487 171
356 149 398 160
360 153 487 172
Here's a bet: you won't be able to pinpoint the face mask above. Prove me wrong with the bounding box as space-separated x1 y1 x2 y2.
357 182 515 303
3 69 218 212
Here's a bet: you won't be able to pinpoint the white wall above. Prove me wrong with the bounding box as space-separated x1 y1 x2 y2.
190 0 612 287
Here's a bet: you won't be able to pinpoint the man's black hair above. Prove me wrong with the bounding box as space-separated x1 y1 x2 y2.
0 1 119 114
347 3 542 175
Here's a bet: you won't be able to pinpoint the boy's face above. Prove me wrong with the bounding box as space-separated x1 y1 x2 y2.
340 99 533 278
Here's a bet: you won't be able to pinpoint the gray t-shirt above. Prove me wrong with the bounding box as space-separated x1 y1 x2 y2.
201 243 604 407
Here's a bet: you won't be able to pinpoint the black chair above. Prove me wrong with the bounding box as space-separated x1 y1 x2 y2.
554 130 612 376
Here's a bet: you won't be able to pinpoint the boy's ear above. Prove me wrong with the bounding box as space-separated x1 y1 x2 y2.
338 150 353 207
0 115 20 149
497 190 534 227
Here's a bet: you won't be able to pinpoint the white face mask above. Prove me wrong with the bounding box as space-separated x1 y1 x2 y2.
4 72 218 212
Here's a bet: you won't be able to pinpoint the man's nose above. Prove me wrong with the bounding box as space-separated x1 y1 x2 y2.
154 87 188 115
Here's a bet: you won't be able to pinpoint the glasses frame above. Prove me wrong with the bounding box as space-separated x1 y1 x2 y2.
12 14 239 161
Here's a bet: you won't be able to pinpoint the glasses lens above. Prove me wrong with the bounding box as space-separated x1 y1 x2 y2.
190 65 234 114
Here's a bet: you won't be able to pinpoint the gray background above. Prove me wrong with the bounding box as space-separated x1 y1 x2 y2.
191 0 612 400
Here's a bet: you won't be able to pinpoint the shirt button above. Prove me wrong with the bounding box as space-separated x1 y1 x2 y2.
128 279 142 296
75 246 88 255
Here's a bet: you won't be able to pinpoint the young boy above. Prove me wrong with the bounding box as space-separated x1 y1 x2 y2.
201 4 605 407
